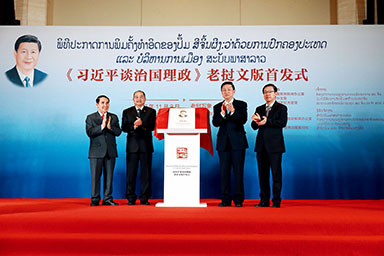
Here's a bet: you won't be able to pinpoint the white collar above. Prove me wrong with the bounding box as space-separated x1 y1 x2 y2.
266 100 276 108
224 98 234 105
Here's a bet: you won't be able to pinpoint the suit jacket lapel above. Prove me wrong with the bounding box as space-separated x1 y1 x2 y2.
259 104 267 117
128 107 135 119
97 112 103 125
105 112 110 122
140 106 147 118
11 66 24 86
268 102 278 118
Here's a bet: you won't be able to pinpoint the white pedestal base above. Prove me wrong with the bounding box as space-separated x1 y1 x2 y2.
155 133 206 208
155 202 207 207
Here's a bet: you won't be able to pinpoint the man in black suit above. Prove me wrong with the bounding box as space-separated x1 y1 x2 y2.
5 34 47 87
86 95 121 206
122 90 156 205
251 84 288 208
213 81 248 207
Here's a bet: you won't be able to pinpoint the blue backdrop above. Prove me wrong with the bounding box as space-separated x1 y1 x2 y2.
0 26 383 199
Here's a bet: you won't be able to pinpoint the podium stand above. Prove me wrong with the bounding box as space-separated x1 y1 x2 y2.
155 108 211 207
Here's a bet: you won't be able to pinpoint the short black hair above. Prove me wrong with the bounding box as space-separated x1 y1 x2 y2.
221 81 235 90
96 95 110 103
262 83 278 94
14 35 42 52
133 90 146 98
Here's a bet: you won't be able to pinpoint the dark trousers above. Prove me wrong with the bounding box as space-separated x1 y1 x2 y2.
90 157 115 203
126 152 152 202
256 146 283 205
218 149 245 204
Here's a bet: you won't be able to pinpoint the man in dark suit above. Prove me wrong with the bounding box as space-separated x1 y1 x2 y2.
86 95 121 206
5 34 47 87
213 81 248 207
251 84 288 208
122 90 156 205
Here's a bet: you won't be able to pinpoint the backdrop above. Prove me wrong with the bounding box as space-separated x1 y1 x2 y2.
0 26 383 199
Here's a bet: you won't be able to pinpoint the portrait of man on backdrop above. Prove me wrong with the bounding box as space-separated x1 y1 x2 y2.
5 34 47 88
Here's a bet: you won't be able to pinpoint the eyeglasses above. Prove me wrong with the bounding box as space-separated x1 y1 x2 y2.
263 90 275 94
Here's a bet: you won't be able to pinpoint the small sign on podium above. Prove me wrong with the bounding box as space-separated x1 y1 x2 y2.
168 108 195 130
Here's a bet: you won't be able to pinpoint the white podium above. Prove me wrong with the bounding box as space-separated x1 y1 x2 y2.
156 108 207 207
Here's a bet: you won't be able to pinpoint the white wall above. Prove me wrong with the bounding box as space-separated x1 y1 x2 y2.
48 0 331 25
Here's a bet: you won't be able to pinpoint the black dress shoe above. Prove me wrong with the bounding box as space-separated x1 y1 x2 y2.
102 200 119 206
128 201 136 205
140 201 150 205
90 201 99 206
272 203 281 208
218 202 231 207
235 203 243 207
255 202 270 207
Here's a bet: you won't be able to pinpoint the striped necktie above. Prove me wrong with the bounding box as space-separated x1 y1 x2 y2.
266 105 271 117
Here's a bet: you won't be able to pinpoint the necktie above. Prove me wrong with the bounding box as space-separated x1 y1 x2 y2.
24 76 30 88
101 114 105 120
137 109 142 118
266 105 271 117
223 103 230 115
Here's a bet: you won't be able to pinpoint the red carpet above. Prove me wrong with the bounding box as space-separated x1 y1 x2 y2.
1 199 383 255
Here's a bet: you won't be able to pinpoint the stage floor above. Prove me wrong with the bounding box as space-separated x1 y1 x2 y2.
1 199 383 255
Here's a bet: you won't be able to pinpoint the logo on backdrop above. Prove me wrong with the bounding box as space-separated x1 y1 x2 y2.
176 147 188 159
